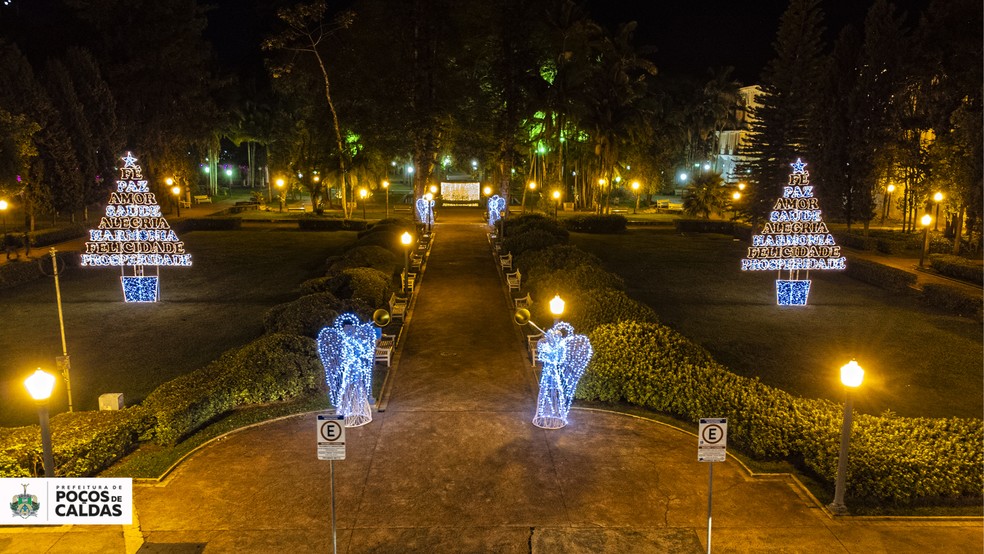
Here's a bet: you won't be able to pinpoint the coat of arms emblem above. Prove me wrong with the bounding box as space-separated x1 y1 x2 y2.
10 484 40 519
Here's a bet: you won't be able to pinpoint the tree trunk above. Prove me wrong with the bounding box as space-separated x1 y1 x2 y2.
952 206 964 255
313 51 351 218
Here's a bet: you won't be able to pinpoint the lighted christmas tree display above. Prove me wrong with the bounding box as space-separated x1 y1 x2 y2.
80 152 192 302
740 159 845 305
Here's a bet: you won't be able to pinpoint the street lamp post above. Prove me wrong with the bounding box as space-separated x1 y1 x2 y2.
0 199 8 256
359 188 368 219
882 184 895 225
732 191 741 220
919 214 932 268
276 178 285 212
829 359 864 514
552 190 561 219
24 369 57 477
168 179 181 218
631 181 640 214
225 167 233 189
932 192 943 231
524 181 536 214
382 181 390 218
400 231 413 294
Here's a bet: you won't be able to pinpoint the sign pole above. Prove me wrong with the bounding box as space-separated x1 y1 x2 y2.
330 459 337 554
706 462 713 554
697 417 727 554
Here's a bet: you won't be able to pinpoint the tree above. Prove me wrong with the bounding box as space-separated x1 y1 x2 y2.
265 2 356 216
740 0 828 222
682 171 727 219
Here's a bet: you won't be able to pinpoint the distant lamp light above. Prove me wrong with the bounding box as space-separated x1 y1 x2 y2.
483 186 492 196
382 180 389 189
920 214 932 227
400 231 413 246
678 172 688 182
933 192 943 203
276 178 284 188
359 188 368 199
552 190 561 200
886 184 895 193
528 181 537 190
732 191 741 201
738 182 746 191
631 181 640 191
429 184 437 194
703 163 711 171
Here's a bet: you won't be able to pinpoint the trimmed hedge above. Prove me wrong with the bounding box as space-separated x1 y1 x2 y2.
143 333 322 446
6 224 87 248
0 408 151 477
674 219 737 235
327 245 398 276
578 321 983 503
298 218 368 231
502 229 568 258
920 283 983 322
0 251 78 290
929 254 983 285
844 256 917 293
301 267 391 307
563 214 627 233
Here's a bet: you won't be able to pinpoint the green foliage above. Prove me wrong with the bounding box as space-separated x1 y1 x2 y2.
264 292 341 337
0 408 152 477
836 232 879 250
18 224 87 247
515 244 603 275
527 263 624 302
562 288 659 334
682 173 727 218
844 256 917 292
327 245 397 276
929 254 983 285
502 213 568 239
302 267 391 306
501 229 568 257
578 321 984 503
562 214 628 233
143 333 322 446
920 284 983 322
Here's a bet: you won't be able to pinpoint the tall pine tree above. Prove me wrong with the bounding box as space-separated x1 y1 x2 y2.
740 0 827 221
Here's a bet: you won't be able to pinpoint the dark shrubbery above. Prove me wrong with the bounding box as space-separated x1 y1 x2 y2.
144 333 322 446
301 267 391 306
920 284 983 321
0 252 78 290
502 229 567 258
835 232 878 251
327 245 398 276
0 408 151 477
844 256 917 293
563 214 627 233
579 321 983 503
526 263 624 301
675 219 738 235
929 254 983 285
515 244 603 275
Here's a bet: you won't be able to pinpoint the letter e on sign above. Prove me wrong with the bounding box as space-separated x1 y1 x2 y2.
317 413 346 461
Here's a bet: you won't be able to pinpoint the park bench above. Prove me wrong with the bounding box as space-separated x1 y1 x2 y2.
193 195 212 204
513 292 531 309
287 205 307 212
403 272 417 294
505 269 521 292
388 293 407 320
178 199 191 209
611 208 628 214
374 334 396 367
498 252 513 271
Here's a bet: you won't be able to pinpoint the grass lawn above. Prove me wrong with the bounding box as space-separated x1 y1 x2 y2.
0 229 356 427
572 227 983 420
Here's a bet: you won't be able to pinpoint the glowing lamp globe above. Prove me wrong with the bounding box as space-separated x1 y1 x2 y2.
920 214 932 227
171 186 181 197
165 177 173 186
25 369 56 401
276 178 284 188
933 192 943 202
0 200 8 210
400 231 413 246
382 180 389 189
528 181 537 190
886 184 895 193
424 193 433 201
549 295 565 317
359 188 368 199
483 186 492 196
552 190 561 200
840 360 864 388
631 181 640 191
732 191 741 201
429 185 437 194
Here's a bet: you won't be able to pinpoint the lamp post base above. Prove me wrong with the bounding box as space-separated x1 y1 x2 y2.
827 501 848 515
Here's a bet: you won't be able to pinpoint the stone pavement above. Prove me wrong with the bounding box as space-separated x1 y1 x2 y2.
2 209 980 553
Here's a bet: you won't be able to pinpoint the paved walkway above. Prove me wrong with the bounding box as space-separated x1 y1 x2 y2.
2 210 980 553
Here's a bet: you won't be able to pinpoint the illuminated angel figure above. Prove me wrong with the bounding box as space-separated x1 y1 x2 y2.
487 195 506 227
533 321 593 429
415 197 434 227
317 313 379 427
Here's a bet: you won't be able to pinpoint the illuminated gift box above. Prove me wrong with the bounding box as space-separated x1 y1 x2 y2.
121 276 159 302
776 279 811 306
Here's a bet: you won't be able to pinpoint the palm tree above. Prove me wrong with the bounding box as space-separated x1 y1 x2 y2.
682 172 727 219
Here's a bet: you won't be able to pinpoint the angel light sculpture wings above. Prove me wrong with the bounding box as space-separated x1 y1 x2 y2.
534 321 593 429
487 194 506 228
415 197 434 227
317 313 379 427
